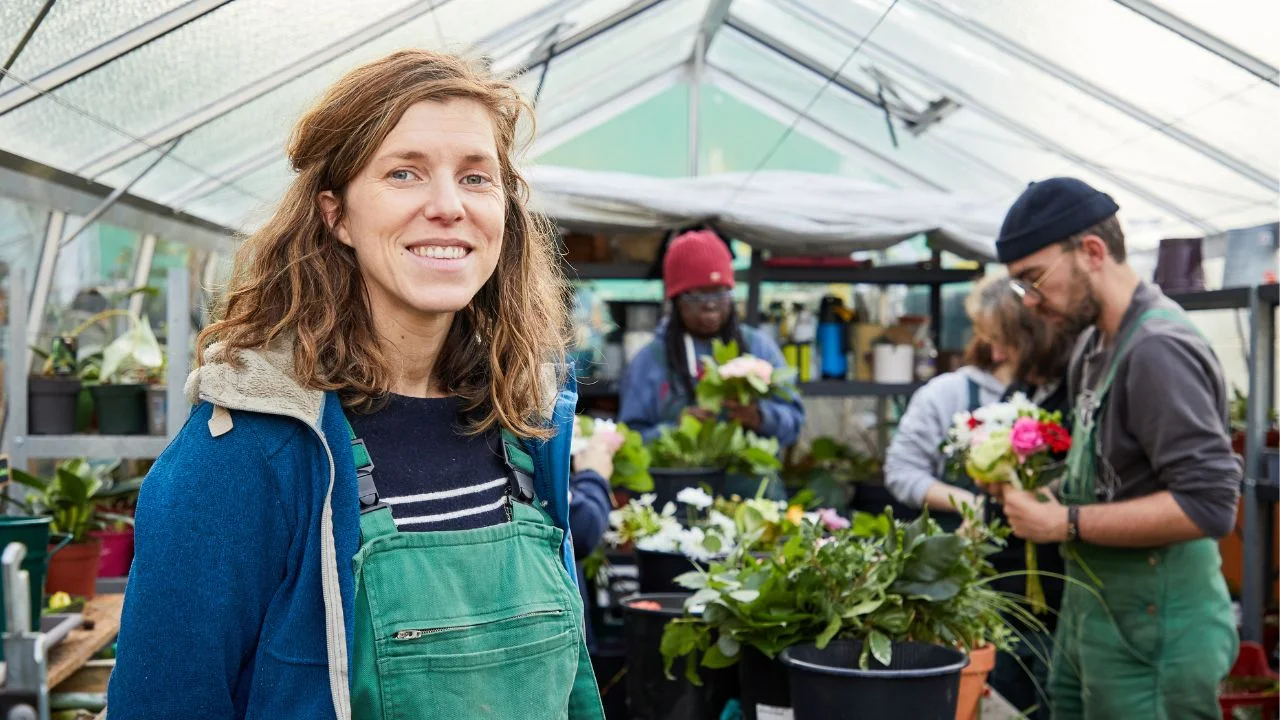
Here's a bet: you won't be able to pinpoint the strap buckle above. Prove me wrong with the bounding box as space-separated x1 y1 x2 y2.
352 437 386 514
501 438 536 505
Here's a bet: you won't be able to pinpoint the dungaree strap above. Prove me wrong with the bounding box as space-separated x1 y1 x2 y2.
966 378 981 412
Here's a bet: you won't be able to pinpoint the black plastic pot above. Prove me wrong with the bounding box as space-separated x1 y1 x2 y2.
28 376 82 435
780 639 968 720
622 593 737 720
91 384 149 435
740 646 791 720
635 550 705 594
650 467 727 511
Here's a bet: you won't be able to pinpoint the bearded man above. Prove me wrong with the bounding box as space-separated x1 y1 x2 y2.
989 177 1240 719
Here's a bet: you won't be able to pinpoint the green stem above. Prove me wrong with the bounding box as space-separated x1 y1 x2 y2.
1026 541 1048 615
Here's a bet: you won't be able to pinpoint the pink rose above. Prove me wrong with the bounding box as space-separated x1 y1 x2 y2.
748 358 774 384
817 508 851 531
1010 416 1046 458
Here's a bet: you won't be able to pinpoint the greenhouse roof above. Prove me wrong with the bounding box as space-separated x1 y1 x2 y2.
0 0 1276 252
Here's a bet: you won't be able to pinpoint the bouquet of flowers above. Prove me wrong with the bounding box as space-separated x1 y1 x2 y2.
694 340 796 414
943 393 1071 613
574 416 653 492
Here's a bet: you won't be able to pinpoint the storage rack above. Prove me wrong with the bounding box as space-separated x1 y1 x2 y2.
1168 283 1278 645
4 266 192 470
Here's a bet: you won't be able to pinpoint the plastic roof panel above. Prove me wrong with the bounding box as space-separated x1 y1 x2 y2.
0 0 1274 244
1148 0 1280 68
709 26 1016 197
0 0 189 89
765 0 1277 231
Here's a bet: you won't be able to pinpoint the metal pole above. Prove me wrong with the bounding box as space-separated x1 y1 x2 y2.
688 34 705 177
7 270 29 481
1240 286 1275 643
128 234 158 319
25 211 63 376
746 249 764 326
166 266 191 441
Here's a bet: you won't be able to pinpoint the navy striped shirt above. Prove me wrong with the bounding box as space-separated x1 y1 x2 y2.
346 395 510 531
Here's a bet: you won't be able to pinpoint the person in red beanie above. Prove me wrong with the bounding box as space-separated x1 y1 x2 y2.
618 229 805 498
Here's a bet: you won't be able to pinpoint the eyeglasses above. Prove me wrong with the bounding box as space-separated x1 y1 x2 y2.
678 290 734 308
1009 251 1069 301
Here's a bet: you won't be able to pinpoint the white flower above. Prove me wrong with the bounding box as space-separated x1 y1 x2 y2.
679 527 717 561
719 356 775 384
660 502 677 517
594 418 618 435
707 510 737 538
676 487 714 510
636 521 684 553
638 493 657 507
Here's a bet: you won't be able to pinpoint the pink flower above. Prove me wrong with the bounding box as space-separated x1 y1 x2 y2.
597 429 625 455
817 508 850 531
1010 416 1046 458
719 356 775 384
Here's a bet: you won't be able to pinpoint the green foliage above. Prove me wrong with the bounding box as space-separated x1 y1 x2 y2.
694 340 798 414
660 508 1032 682
649 415 781 476
782 437 882 508
610 423 653 492
7 459 137 543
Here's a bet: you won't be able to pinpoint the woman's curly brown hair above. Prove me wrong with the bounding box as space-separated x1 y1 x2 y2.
199 50 569 439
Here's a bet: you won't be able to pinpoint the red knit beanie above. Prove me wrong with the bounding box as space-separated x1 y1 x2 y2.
663 230 735 300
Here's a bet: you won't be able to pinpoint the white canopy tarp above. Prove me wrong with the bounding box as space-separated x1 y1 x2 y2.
526 166 1013 261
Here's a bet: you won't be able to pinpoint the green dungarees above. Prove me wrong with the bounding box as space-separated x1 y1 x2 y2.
1052 308 1238 719
346 422 605 719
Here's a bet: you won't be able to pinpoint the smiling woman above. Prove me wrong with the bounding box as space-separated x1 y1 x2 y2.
107 50 605 720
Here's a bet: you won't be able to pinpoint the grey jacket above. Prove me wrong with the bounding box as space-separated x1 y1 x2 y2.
1068 282 1240 538
884 366 1008 508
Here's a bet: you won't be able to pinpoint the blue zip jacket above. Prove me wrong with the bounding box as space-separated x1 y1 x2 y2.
618 320 805 447
107 343 582 719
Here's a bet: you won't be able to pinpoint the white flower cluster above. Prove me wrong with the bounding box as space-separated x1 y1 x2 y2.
606 490 738 560
944 392 1038 455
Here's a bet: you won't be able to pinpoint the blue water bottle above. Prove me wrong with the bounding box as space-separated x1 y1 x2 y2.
817 296 849 379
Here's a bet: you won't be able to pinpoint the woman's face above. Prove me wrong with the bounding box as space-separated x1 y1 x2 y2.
320 98 505 325
676 284 734 338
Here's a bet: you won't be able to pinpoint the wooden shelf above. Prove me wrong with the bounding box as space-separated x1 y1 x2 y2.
15 435 169 460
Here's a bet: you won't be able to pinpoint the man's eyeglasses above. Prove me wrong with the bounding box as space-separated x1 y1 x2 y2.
1010 251 1069 301
678 290 734 308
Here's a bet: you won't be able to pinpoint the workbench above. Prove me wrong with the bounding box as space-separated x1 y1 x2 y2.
47 594 123 691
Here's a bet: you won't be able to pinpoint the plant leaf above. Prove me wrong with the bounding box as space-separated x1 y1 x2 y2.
869 630 893 667
728 589 760 604
815 615 842 648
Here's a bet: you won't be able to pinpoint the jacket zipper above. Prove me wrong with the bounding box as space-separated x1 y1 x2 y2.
392 609 564 641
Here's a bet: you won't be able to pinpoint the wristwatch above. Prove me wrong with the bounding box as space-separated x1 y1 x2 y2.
1065 505 1080 542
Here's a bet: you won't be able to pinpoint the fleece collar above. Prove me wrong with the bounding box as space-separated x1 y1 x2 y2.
186 341 324 428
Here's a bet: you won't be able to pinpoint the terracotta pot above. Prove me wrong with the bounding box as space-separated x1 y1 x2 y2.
955 643 997 720
46 537 102 600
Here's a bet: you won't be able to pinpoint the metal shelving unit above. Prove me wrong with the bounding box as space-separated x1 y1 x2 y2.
1171 283 1277 645
797 380 923 397
4 266 191 469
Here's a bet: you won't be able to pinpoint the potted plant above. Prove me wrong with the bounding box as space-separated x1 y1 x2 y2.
661 509 1030 720
88 314 165 436
8 459 136 599
648 416 782 507
783 436 882 510
27 335 84 435
89 467 143 578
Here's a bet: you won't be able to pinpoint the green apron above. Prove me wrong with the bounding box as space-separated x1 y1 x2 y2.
1051 307 1237 719
347 422 605 719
